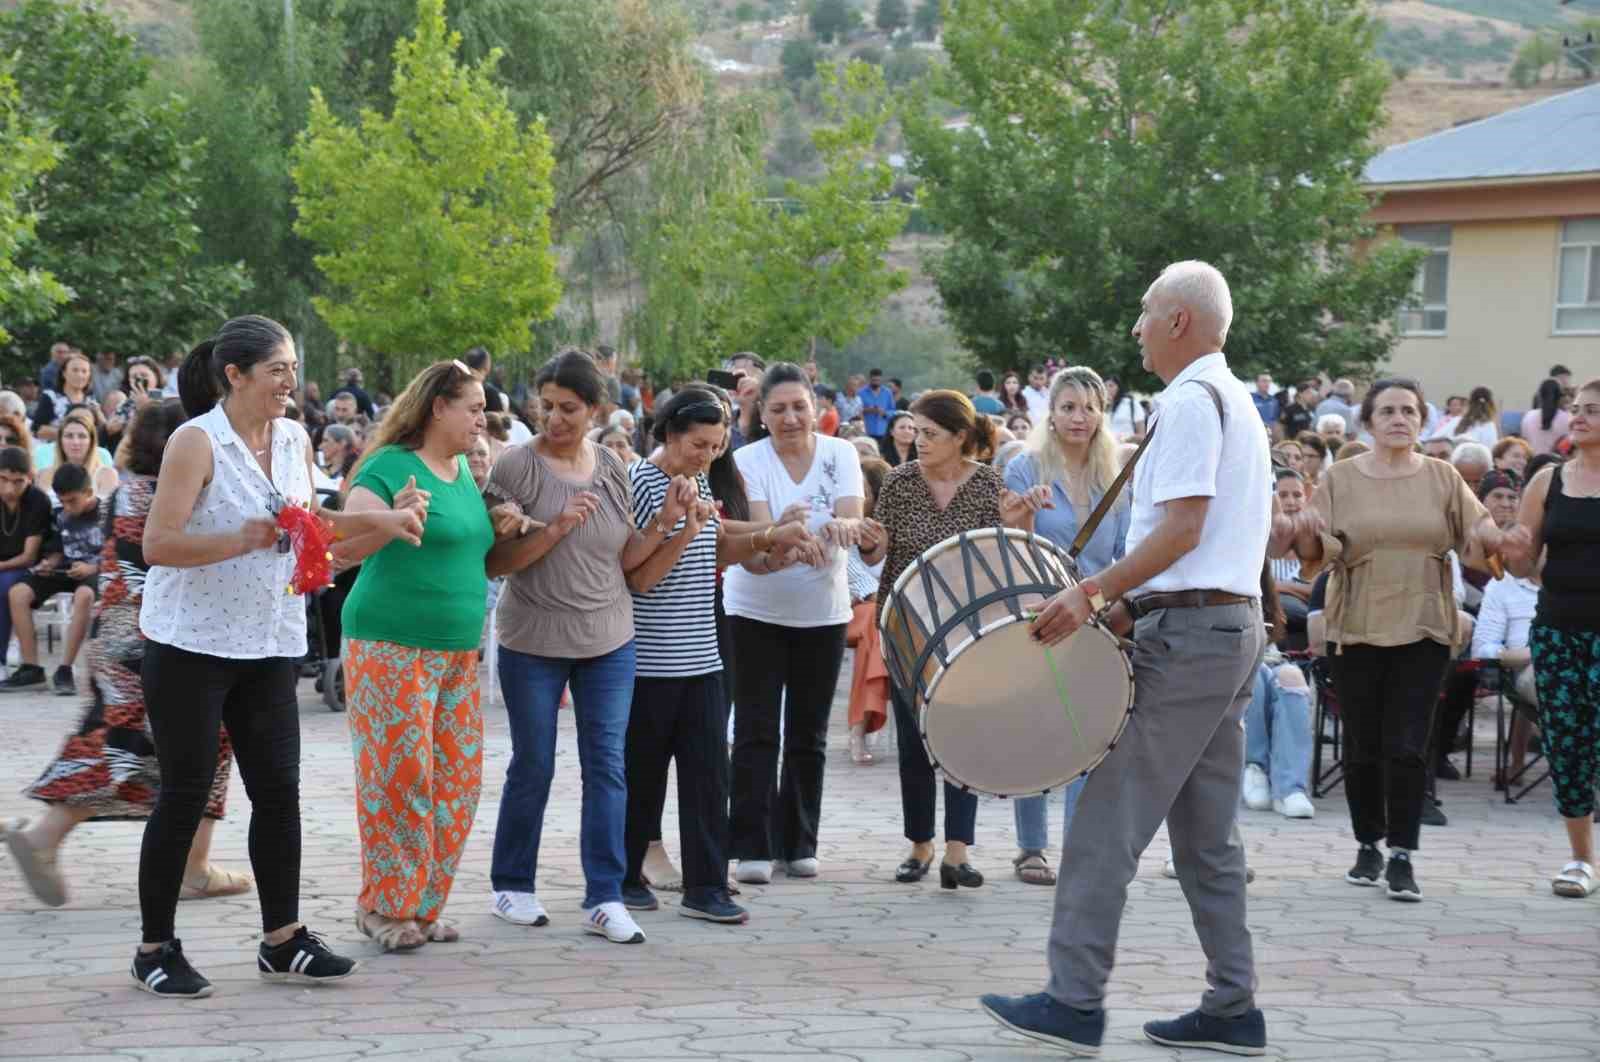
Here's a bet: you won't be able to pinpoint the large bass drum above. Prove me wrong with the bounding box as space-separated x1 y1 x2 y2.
878 527 1133 798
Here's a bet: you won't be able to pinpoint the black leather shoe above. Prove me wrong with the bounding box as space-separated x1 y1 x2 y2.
940 862 984 889
895 856 933 883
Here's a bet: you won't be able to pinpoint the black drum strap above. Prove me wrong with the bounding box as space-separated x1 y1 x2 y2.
1066 379 1225 564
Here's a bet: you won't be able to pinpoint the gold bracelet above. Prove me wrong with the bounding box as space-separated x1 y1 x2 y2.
759 526 774 550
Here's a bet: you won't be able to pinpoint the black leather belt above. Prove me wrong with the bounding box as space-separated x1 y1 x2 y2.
1129 589 1255 620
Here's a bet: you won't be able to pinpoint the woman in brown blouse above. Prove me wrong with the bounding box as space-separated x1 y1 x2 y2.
1295 378 1502 904
859 390 1048 889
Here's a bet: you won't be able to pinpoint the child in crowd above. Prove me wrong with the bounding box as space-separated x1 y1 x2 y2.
0 463 105 695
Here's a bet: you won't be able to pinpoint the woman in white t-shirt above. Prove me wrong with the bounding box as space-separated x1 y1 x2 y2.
1436 386 1500 447
723 364 865 886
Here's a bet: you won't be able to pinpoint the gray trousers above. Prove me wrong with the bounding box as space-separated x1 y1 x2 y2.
1046 601 1264 1017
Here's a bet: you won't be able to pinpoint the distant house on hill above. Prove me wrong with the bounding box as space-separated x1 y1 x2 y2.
1363 82 1600 409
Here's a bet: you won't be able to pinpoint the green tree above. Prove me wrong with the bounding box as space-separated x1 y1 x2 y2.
781 37 821 83
877 0 909 35
630 62 909 375
0 58 69 347
0 0 249 361
911 0 941 41
904 0 1419 386
291 0 560 377
810 0 853 43
1510 32 1560 87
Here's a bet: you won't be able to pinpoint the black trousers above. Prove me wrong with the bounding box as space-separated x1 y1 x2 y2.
1330 640 1450 851
624 673 730 899
729 617 846 862
890 686 977 845
139 640 301 943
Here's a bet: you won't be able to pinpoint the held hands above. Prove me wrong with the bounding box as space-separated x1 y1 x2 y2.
1498 523 1535 569
776 502 810 526
659 476 697 529
394 475 431 524
384 507 425 547
489 502 540 539
857 517 887 553
554 491 602 537
820 517 868 549
239 517 280 554
768 519 818 554
1029 584 1093 647
999 486 1054 528
682 498 715 539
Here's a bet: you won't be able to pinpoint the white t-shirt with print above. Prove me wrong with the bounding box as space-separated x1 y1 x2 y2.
723 434 863 628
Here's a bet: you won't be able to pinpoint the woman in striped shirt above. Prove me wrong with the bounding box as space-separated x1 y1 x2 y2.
620 388 815 923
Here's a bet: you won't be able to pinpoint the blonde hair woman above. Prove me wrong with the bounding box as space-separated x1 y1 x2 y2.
1002 366 1129 886
37 408 117 497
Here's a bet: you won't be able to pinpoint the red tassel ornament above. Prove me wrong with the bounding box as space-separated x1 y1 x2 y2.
276 502 336 595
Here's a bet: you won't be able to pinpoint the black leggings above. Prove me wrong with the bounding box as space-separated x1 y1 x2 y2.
138 640 302 943
728 617 846 862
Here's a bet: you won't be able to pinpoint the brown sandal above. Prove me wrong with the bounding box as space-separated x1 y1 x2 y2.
179 864 254 901
1013 851 1056 886
419 920 460 943
355 909 426 952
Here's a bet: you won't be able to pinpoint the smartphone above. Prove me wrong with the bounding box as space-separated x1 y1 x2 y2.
706 369 740 390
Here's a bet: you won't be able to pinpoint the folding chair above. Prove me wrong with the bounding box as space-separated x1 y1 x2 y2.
1490 662 1549 804
39 593 72 655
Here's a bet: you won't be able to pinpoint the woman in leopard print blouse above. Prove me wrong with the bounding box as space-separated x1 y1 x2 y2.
859 390 1048 890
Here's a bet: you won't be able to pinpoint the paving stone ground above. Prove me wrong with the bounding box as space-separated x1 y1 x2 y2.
2 649 1598 1062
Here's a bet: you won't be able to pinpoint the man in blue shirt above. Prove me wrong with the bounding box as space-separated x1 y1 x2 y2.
859 368 895 439
1250 374 1279 429
971 370 1005 415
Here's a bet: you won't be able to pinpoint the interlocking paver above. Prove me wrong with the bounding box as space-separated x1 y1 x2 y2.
4 666 1599 1062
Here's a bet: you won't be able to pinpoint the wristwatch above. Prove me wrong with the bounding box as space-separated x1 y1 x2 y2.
1079 578 1108 615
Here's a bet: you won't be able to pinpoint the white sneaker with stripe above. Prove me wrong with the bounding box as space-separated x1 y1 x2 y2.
491 890 549 926
583 901 646 943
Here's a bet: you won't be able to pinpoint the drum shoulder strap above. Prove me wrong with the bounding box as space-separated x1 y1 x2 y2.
1067 378 1225 561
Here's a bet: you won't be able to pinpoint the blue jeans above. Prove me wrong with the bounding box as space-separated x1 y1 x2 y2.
1012 777 1086 852
0 568 28 652
1244 662 1312 801
491 641 636 907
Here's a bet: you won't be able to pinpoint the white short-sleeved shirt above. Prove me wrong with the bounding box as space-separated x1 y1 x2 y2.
722 434 863 628
140 405 313 659
1021 385 1051 423
1126 353 1272 598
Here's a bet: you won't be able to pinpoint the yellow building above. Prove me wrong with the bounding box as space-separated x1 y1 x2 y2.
1364 83 1600 411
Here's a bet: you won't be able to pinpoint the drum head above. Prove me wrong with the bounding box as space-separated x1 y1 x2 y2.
921 617 1132 797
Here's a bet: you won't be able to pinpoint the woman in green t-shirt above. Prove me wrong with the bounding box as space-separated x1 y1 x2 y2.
338 360 518 951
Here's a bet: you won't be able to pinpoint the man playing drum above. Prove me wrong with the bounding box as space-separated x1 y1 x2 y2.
980 261 1275 1056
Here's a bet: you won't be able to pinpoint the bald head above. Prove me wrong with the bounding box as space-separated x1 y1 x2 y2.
1134 260 1233 382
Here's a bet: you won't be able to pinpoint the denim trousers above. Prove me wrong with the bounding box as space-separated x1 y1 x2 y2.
1012 778 1086 852
1243 663 1313 800
491 640 636 907
0 568 29 652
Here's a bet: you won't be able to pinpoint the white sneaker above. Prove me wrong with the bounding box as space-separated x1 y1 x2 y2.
490 890 548 926
735 860 773 884
582 901 645 943
1275 791 1316 819
1162 857 1178 879
784 857 819 878
1242 764 1271 810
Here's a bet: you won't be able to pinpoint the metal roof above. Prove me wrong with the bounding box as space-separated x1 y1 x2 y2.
1364 82 1600 187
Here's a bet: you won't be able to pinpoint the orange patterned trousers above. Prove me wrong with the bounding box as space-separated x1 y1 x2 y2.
344 638 483 921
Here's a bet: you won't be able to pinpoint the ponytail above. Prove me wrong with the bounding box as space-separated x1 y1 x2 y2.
177 340 222 418
970 413 997 464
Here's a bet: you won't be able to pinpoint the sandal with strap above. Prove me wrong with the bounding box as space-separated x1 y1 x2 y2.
1013 851 1056 887
355 908 427 952
179 864 254 901
418 920 460 943
1552 860 1597 898
5 819 67 907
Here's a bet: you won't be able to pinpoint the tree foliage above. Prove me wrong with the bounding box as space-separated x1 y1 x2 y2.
628 62 910 378
0 58 69 346
291 0 560 377
877 0 909 35
810 0 854 44
904 0 1419 386
912 0 942 41
0 0 249 362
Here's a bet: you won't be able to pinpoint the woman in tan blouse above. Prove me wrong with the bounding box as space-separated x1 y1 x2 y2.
1295 378 1502 904
859 390 1048 890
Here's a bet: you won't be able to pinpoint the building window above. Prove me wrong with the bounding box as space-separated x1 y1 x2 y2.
1556 217 1600 334
1397 223 1450 335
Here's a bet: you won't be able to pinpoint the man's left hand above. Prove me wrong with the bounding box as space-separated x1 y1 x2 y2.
1030 584 1093 647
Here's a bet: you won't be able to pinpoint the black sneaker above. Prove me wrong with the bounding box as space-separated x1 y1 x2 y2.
680 889 749 924
1144 1007 1267 1055
131 939 213 998
1386 856 1422 902
52 666 74 696
0 664 46 692
257 926 359 985
1421 798 1448 827
622 882 659 912
1435 757 1460 781
1345 844 1383 886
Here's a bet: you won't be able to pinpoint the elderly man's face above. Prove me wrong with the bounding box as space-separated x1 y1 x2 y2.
1132 283 1183 377
1423 439 1455 461
330 395 357 423
1457 460 1487 493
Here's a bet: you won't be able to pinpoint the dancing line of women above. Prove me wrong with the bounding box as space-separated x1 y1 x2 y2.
6 310 1598 1004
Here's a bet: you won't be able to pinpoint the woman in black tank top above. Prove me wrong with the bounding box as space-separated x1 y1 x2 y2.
1503 378 1600 899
